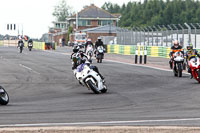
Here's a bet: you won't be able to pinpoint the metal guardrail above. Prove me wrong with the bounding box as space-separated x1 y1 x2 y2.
117 23 200 49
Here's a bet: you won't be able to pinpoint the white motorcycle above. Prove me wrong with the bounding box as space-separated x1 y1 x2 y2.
0 86 9 105
173 51 185 77
96 46 104 63
28 43 33 51
86 44 93 60
73 62 107 94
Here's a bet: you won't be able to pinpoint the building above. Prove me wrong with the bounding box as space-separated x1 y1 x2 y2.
50 4 120 45
79 25 120 44
68 4 119 32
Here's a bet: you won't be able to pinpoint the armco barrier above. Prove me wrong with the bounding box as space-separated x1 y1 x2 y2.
23 41 45 50
0 41 3 46
107 44 200 59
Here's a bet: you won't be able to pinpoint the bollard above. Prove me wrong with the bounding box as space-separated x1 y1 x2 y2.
144 46 147 64
135 46 138 64
139 46 143 64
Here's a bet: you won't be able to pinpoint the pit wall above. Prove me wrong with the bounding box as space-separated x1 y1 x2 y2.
106 44 200 58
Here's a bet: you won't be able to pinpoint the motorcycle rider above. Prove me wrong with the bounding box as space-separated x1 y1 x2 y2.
95 37 104 57
71 45 105 81
185 43 200 79
28 39 33 44
17 37 24 48
85 38 94 53
169 40 184 69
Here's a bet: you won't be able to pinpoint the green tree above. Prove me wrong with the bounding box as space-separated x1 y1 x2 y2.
102 0 200 28
52 0 71 21
67 26 73 43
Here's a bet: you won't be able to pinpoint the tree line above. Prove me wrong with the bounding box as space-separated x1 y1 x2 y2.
102 0 200 28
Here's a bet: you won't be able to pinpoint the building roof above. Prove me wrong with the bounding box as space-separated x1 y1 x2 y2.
69 4 118 19
80 25 121 33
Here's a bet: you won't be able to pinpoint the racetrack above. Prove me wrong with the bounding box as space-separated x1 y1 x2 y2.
0 46 200 127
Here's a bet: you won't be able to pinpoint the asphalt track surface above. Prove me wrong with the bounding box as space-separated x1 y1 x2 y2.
0 46 200 127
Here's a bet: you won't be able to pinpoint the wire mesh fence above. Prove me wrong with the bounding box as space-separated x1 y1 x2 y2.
116 23 200 49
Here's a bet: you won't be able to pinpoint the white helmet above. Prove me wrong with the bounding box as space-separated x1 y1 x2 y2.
173 40 179 48
87 38 91 42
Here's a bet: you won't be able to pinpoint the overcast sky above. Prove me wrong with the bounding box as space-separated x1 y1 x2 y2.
0 0 136 39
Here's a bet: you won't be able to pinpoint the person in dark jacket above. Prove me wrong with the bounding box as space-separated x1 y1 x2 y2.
94 37 104 58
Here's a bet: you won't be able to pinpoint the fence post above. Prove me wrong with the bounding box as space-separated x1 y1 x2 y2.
140 46 143 64
184 23 191 43
135 46 138 64
144 46 147 64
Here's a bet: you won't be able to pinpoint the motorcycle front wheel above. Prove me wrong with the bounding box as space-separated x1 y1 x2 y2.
86 80 100 94
178 63 182 77
0 86 9 105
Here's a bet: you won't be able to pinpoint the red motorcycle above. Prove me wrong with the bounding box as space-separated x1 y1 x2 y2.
189 56 200 83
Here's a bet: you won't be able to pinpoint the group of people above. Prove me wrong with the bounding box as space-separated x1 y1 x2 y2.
169 40 200 78
71 37 105 80
84 37 104 53
17 37 33 48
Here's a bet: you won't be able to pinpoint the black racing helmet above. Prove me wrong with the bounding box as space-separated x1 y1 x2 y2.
73 45 79 53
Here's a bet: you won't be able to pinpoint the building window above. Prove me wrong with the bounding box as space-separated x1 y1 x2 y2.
98 20 113 26
87 20 91 26
78 20 91 26
98 20 101 26
56 23 61 28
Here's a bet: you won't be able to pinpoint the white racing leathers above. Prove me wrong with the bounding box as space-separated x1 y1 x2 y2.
86 44 93 60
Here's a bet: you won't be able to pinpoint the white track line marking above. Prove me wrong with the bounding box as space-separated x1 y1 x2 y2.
19 64 40 75
1 118 200 127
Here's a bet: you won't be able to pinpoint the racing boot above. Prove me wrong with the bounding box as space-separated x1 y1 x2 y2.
169 60 172 69
188 68 193 79
190 73 193 79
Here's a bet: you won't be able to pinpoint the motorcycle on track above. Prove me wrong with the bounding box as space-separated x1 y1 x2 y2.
73 61 107 94
28 43 33 51
172 51 185 77
0 86 9 105
188 56 200 83
18 42 24 53
96 46 104 63
86 44 94 61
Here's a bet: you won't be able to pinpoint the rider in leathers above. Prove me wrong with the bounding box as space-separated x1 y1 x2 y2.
185 43 200 79
85 38 94 53
94 37 104 58
169 40 184 69
71 46 105 81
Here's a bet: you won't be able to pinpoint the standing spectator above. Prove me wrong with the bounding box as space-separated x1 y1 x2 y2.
62 38 65 47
